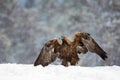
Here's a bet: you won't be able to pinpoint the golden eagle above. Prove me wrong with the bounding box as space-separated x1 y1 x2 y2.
34 32 107 67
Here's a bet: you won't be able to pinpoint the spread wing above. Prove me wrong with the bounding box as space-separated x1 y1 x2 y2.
81 33 108 60
34 40 59 67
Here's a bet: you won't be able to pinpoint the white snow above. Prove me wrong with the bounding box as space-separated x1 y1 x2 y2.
0 64 120 80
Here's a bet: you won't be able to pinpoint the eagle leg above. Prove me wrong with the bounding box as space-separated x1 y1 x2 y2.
70 57 79 65
62 59 68 67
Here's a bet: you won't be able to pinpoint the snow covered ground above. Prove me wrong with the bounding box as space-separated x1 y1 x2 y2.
0 64 120 80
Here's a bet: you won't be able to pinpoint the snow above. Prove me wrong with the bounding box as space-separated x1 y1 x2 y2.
0 64 120 80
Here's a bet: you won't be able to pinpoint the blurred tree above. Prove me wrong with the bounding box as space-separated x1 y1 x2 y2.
0 0 120 66
25 0 34 8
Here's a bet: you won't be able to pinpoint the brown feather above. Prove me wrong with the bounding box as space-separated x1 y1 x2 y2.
34 32 108 67
60 35 81 66
34 39 60 66
81 32 108 60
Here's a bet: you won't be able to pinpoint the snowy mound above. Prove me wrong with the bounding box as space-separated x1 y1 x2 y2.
0 64 120 80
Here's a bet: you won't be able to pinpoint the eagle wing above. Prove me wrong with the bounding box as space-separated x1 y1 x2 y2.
34 39 59 67
77 45 88 53
81 33 107 60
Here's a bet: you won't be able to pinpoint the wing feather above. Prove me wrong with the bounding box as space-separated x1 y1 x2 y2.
91 39 108 60
34 40 59 67
81 35 108 60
